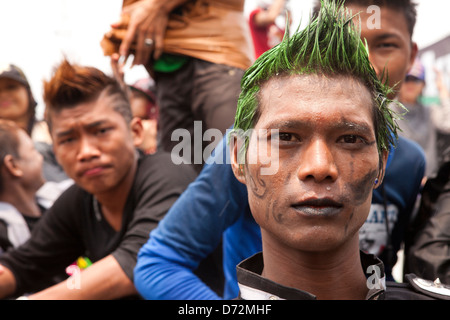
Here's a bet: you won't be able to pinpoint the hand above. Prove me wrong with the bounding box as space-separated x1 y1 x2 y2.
110 53 125 85
115 0 172 67
110 53 132 99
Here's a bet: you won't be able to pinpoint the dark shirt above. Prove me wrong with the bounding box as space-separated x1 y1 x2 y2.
0 151 196 297
236 251 450 300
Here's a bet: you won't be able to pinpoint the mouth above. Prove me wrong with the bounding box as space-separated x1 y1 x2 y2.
79 165 110 177
0 101 12 108
292 198 344 217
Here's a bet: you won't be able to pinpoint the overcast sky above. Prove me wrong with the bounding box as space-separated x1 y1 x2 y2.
1 0 449 118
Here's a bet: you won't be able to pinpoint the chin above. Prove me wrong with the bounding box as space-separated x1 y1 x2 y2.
281 225 360 253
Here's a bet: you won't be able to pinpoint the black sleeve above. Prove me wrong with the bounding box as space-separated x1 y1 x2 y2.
407 178 450 285
0 185 85 295
112 152 197 281
0 220 12 253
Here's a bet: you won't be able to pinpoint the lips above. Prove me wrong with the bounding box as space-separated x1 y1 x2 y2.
0 101 12 108
78 165 111 177
292 198 343 217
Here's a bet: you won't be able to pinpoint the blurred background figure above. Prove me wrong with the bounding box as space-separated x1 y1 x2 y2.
397 58 450 179
128 77 159 155
0 64 38 138
110 55 159 155
397 57 438 178
248 0 291 59
0 120 46 254
0 63 72 209
432 67 450 168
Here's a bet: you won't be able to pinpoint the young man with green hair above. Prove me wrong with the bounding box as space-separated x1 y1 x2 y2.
229 0 438 300
134 0 428 300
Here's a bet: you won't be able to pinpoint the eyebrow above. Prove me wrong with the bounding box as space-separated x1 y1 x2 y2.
55 120 108 138
370 32 402 42
265 119 373 134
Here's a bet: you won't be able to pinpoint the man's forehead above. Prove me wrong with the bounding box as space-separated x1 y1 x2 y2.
347 4 411 38
258 74 374 122
51 92 122 116
261 74 370 97
50 97 126 131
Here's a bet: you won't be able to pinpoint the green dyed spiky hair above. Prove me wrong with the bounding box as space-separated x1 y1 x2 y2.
232 0 402 162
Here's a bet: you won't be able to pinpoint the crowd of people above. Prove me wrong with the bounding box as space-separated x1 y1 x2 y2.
0 0 450 301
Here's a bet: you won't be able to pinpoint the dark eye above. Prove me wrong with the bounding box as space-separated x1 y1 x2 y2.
279 132 294 141
377 42 398 49
59 137 75 145
96 127 112 135
343 135 358 143
339 135 369 145
6 83 21 91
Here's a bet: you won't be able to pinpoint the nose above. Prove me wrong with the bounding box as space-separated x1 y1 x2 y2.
297 138 338 183
77 135 100 162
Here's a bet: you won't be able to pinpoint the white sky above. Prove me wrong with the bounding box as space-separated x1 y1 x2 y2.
1 0 449 119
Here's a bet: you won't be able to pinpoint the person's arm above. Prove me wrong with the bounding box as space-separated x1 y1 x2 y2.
407 185 450 284
134 135 248 300
28 255 136 300
0 264 16 299
115 0 190 66
253 0 286 27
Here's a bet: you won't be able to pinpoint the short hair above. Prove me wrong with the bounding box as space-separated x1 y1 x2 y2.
0 120 21 194
43 59 132 131
232 0 401 163
312 0 418 37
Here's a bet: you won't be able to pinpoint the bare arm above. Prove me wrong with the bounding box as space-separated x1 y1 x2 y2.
0 264 17 299
28 255 136 300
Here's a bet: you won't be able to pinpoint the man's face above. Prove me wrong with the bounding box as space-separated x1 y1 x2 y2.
349 4 417 98
50 92 142 196
16 129 45 191
398 77 425 104
232 74 387 253
0 78 29 124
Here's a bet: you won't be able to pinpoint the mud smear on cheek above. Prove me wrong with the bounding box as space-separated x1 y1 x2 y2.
350 169 378 206
343 169 378 233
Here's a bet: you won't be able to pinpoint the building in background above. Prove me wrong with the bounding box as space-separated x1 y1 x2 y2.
419 34 450 105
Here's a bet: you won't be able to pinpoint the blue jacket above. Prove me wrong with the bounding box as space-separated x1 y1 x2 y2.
134 134 425 300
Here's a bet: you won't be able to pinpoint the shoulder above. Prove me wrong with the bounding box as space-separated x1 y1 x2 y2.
393 136 426 165
46 183 88 219
384 136 425 186
385 274 450 300
138 151 197 182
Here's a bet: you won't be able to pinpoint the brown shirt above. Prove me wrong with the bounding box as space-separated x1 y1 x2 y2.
163 0 253 70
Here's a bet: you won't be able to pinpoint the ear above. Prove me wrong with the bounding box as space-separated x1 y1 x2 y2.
2 155 22 178
230 134 247 185
407 42 419 74
130 117 144 147
374 150 389 189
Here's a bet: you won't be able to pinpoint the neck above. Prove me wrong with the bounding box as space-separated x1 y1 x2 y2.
14 116 30 134
261 232 368 300
0 187 41 218
94 157 138 231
